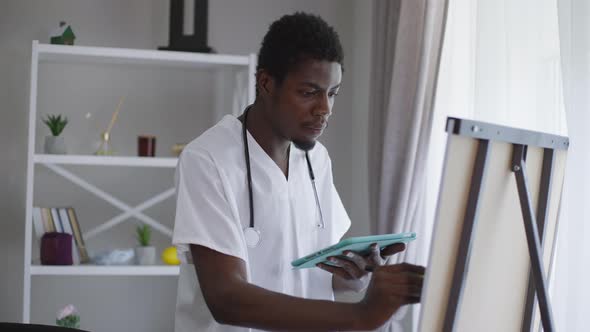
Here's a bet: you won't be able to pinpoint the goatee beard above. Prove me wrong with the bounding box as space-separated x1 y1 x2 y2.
293 139 316 151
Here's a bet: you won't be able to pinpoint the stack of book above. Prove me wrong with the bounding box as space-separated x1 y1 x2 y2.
32 207 90 264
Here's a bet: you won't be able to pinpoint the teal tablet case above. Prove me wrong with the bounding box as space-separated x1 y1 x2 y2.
291 232 417 269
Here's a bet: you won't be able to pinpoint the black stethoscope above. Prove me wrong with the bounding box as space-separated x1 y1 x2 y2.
242 106 325 248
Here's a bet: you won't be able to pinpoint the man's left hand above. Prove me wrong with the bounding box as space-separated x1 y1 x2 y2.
317 243 407 291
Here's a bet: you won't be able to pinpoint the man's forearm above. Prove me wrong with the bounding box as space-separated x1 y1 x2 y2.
210 281 368 331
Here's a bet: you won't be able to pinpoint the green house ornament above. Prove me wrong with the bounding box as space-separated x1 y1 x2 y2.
50 21 76 45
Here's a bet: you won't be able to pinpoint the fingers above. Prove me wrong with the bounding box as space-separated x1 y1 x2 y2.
379 262 426 275
360 264 425 323
366 243 382 267
373 270 424 289
370 264 425 301
372 277 424 303
340 244 382 273
317 253 368 280
385 284 422 298
342 250 371 272
380 243 406 257
317 257 425 285
402 295 422 305
328 256 365 279
316 263 354 280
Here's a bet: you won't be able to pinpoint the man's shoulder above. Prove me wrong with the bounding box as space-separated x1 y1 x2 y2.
305 141 332 174
311 140 329 157
181 115 241 162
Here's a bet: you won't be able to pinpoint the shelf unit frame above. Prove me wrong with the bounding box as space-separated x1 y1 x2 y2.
23 41 256 323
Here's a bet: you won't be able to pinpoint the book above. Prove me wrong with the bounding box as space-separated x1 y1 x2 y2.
41 207 55 232
59 207 80 264
67 207 90 263
50 208 64 232
32 207 44 239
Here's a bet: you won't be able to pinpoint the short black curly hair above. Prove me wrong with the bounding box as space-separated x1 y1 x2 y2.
257 12 344 86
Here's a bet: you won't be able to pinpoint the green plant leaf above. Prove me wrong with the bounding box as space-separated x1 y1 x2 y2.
136 224 151 246
43 114 68 136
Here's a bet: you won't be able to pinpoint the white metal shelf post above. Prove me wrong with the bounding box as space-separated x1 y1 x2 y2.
22 40 39 324
22 40 256 324
248 53 257 105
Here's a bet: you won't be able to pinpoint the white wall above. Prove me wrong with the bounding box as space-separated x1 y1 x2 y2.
0 0 374 330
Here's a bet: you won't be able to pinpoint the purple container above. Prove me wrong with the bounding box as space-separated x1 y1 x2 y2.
40 232 73 265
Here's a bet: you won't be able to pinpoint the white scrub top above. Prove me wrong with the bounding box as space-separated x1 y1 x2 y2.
172 115 351 332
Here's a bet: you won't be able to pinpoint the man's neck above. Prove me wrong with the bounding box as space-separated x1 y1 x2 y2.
240 102 291 177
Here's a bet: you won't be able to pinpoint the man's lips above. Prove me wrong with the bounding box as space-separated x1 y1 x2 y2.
303 121 326 130
302 124 326 135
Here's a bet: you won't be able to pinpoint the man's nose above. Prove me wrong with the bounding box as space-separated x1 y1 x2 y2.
312 94 332 117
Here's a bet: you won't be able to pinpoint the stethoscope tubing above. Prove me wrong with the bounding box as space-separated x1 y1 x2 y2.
242 106 325 247
243 107 256 229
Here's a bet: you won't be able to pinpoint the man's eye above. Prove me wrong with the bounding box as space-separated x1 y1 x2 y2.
302 91 316 97
329 91 339 97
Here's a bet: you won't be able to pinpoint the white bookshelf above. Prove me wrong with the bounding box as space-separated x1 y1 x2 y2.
23 40 256 323
37 42 250 69
30 265 180 276
34 154 178 168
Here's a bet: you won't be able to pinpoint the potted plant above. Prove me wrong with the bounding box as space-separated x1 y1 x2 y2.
134 224 156 265
56 304 80 329
42 114 68 154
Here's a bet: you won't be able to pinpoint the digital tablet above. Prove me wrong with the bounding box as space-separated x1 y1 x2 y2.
291 232 417 269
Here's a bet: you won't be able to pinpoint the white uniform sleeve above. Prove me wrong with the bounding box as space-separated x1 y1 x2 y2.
173 148 247 264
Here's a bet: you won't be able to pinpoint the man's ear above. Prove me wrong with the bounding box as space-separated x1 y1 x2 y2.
256 69 275 96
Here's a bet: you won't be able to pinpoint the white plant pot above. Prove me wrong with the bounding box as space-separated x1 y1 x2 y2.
44 135 67 154
134 246 156 265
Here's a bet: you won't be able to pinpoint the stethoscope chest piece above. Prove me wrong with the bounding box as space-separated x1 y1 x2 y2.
244 227 261 248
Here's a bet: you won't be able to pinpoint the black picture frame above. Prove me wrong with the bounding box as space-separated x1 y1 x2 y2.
159 0 213 53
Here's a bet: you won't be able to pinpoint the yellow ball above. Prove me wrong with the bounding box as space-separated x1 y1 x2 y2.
161 246 180 265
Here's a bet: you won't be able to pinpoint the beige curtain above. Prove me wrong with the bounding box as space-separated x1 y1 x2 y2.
369 0 448 262
368 0 449 330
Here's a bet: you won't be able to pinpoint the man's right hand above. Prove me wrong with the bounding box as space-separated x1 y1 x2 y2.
357 263 425 330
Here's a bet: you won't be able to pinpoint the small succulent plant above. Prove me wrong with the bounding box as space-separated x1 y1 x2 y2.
136 224 152 247
43 114 68 136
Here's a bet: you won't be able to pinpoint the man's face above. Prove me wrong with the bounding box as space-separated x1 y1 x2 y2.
264 58 342 151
